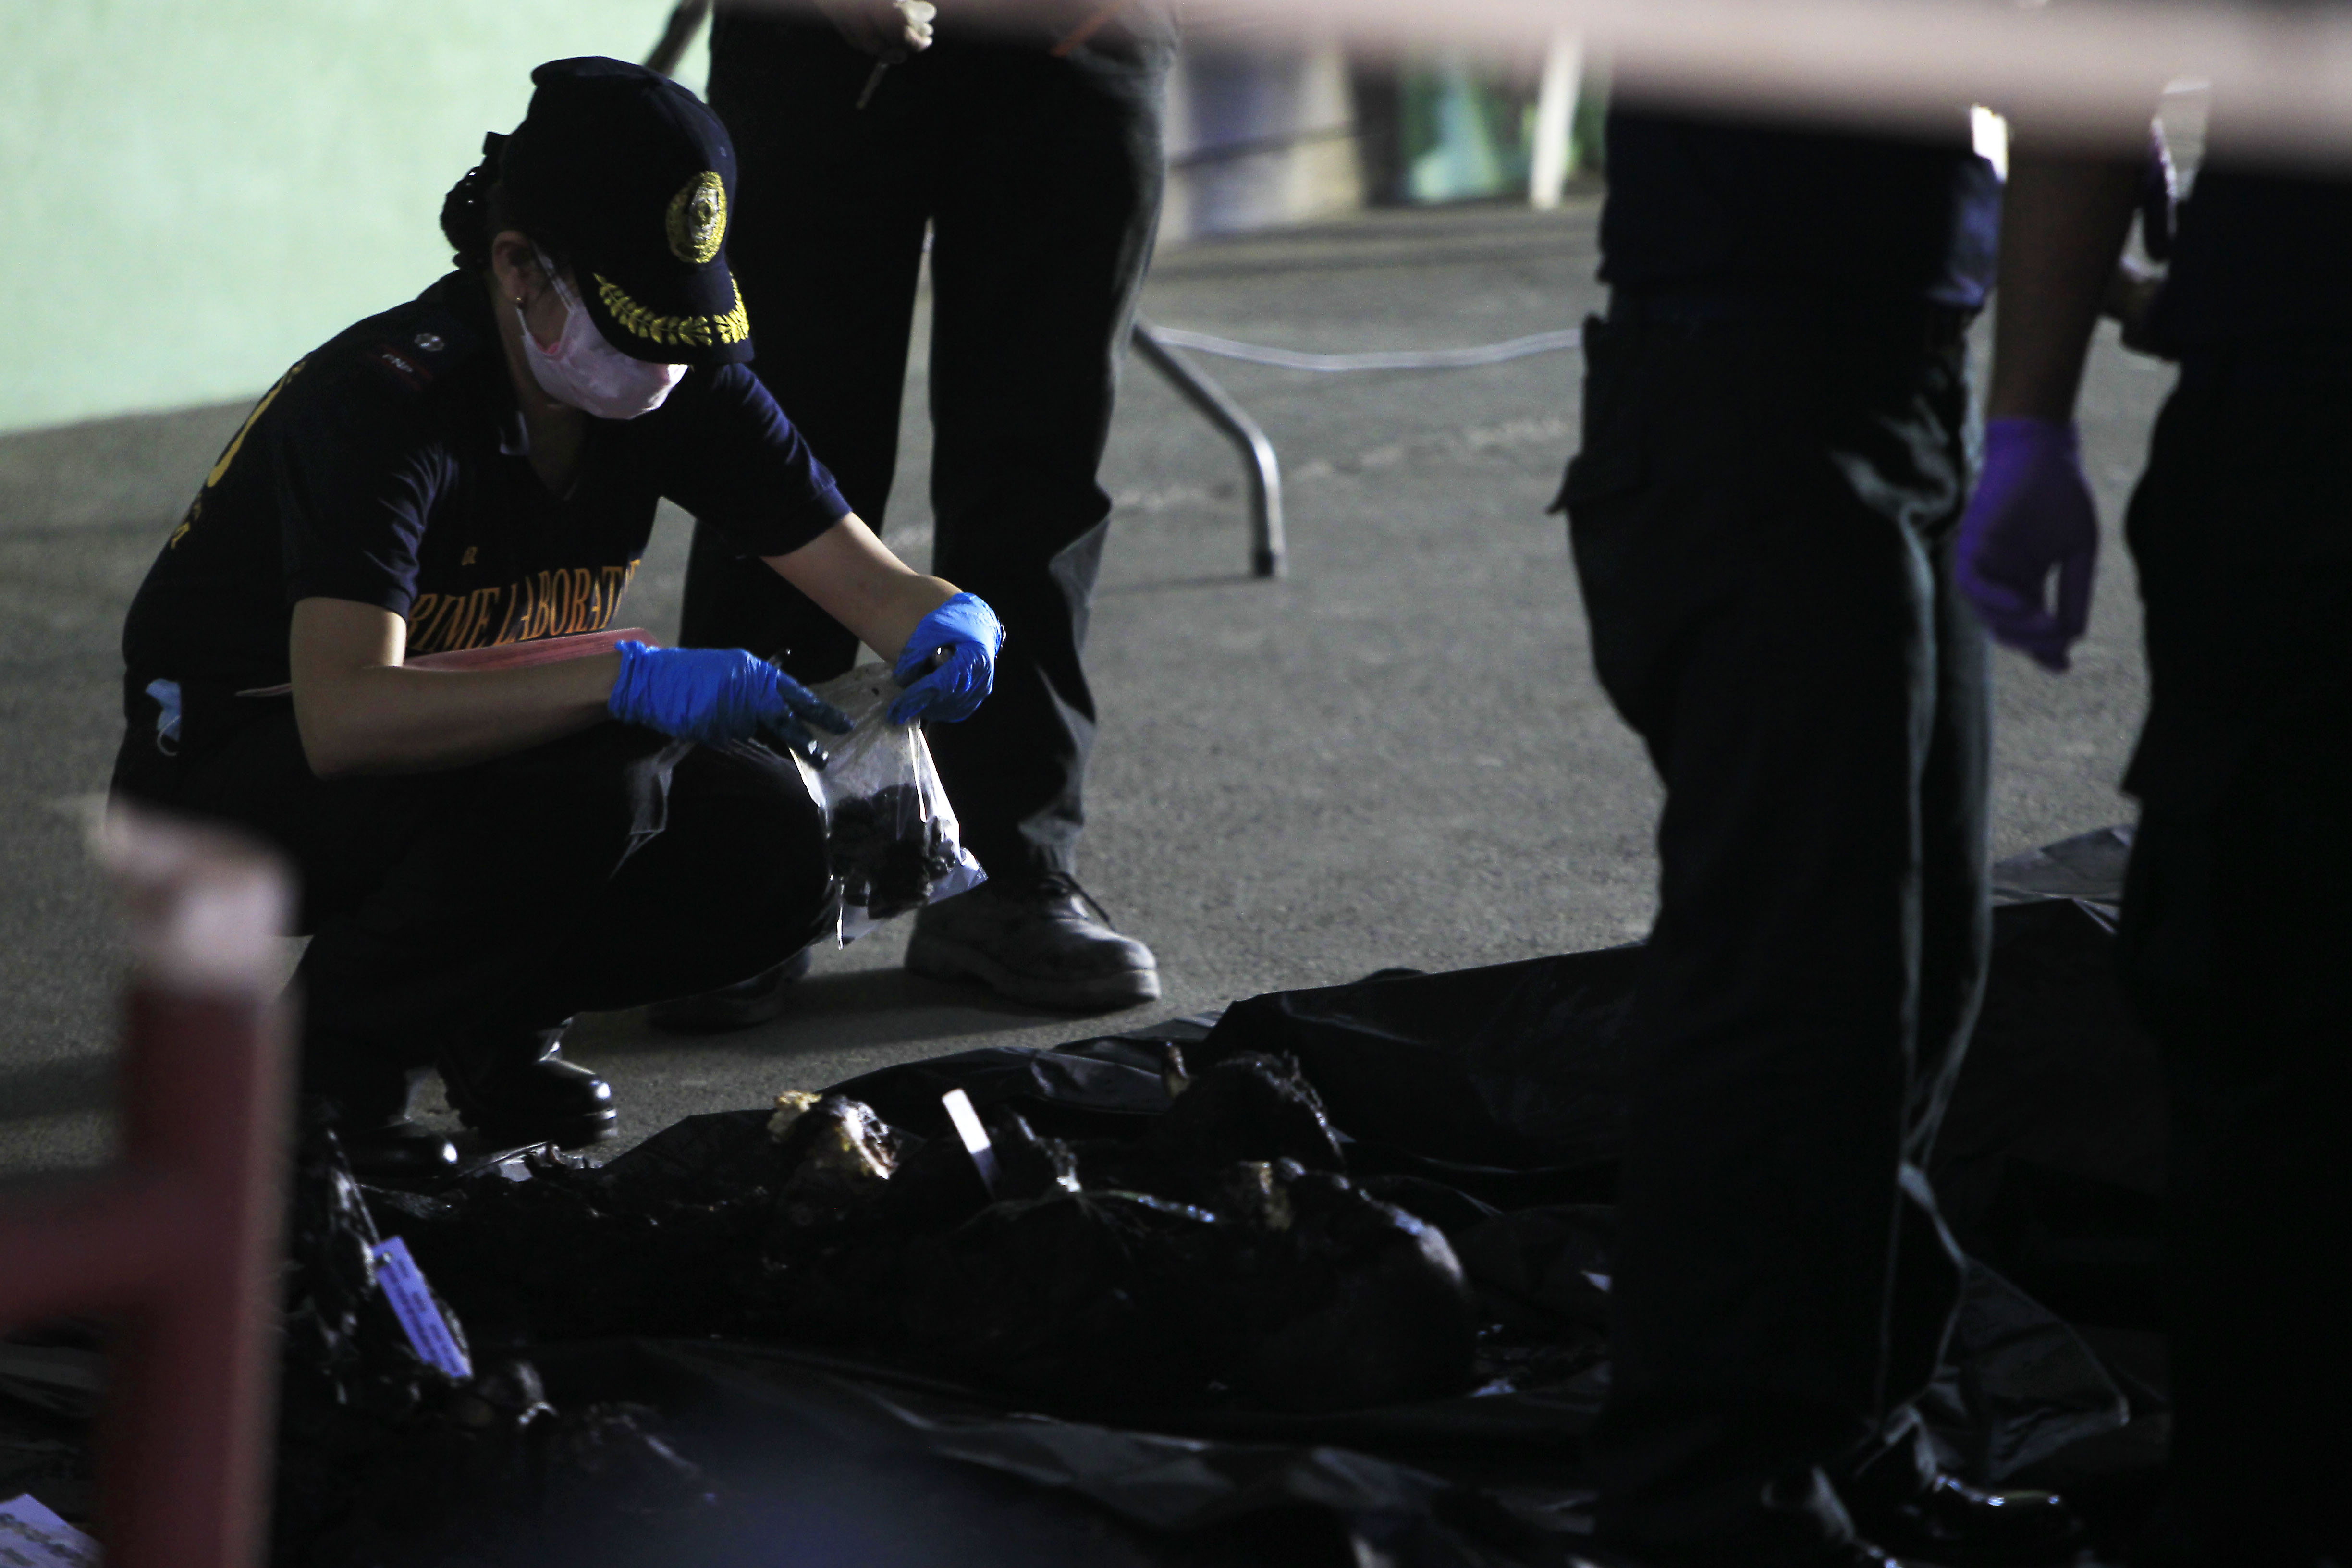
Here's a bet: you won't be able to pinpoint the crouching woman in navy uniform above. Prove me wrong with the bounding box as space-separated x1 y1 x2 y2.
109 58 1004 1177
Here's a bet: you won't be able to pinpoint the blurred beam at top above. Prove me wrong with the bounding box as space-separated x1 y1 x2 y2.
779 0 2352 158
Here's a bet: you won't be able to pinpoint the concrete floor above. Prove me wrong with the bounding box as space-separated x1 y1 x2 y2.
0 195 2167 1179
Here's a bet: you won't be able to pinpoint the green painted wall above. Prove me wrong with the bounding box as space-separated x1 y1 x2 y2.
0 1 708 435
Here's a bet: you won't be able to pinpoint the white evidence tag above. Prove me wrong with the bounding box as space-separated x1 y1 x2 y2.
941 1088 1000 1197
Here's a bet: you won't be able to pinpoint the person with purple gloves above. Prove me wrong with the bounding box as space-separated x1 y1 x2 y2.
108 59 1001 1179
1963 122 2352 1568
1550 105 2084 1568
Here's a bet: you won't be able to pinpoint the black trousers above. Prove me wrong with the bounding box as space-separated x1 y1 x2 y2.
111 711 832 1119
2114 352 2352 1568
1559 302 1989 1561
680 10 1171 883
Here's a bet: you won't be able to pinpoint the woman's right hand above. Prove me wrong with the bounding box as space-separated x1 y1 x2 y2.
608 643 853 760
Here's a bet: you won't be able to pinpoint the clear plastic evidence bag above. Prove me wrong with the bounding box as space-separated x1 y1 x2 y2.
796 666 986 944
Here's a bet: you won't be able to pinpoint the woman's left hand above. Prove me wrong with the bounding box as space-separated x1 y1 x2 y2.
890 592 1004 724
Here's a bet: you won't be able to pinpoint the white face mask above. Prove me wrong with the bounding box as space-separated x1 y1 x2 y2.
514 253 687 420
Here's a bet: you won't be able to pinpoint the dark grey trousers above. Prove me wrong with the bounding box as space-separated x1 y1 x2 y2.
2116 348 2352 1568
681 10 1171 885
1559 298 1990 1563
112 713 831 1120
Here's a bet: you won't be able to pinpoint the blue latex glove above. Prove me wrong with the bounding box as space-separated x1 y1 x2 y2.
608 642 853 760
889 591 1004 725
1956 418 2099 672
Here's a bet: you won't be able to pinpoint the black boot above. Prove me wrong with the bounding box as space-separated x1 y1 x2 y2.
305 1064 460 1182
341 1124 463 1185
906 873 1159 1012
440 1021 616 1149
337 1117 461 1182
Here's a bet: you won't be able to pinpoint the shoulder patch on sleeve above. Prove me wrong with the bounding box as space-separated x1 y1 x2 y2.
368 343 436 392
359 303 483 396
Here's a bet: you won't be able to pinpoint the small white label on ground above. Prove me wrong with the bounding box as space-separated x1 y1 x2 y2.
942 1088 1000 1196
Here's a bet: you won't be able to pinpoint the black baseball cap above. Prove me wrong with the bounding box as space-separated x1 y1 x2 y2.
492 57 752 367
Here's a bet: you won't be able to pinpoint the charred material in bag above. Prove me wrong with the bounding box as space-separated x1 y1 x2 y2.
752 1057 1476 1412
770 1093 907 1231
828 782 958 918
282 1125 466 1420
1144 1050 1346 1175
884 1164 1477 1413
897 1189 1238 1406
274 1131 719 1565
251 891 2171 1557
539 1400 718 1521
351 1054 1477 1415
1234 1170 1479 1412
1028 1052 1343 1206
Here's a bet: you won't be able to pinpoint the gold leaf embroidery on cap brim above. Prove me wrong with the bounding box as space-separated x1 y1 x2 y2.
593 274 750 349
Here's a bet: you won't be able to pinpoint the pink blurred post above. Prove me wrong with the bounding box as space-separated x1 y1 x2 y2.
0 804 294 1568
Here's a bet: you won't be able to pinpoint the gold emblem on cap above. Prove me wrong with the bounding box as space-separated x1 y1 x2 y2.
665 171 727 265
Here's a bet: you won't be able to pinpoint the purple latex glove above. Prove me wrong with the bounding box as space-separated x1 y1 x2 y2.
1956 417 2099 672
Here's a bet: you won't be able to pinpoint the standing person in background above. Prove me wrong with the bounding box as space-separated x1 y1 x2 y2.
1960 119 2352 1568
1554 106 2082 1567
656 0 1172 1029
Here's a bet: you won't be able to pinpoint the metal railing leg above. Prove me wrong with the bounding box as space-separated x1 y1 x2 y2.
642 0 712 76
1131 320 1287 579
0 805 295 1568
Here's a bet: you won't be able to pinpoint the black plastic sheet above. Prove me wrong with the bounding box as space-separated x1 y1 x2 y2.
496 1338 1554 1568
1936 830 2168 1326
1921 1262 2131 1482
819 1020 1212 1140
309 1037 2137 1567
1194 950 1643 1173
558 1340 1541 1564
270 1128 723 1566
1132 830 2168 1324
381 1055 1496 1419
11 825 2156 1565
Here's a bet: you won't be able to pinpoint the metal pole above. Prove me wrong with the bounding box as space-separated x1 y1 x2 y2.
1529 30 1583 210
1131 320 1287 579
104 984 291 1568
642 0 713 77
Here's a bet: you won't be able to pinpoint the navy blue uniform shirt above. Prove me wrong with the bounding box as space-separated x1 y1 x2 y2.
1600 106 2002 308
121 272 847 755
